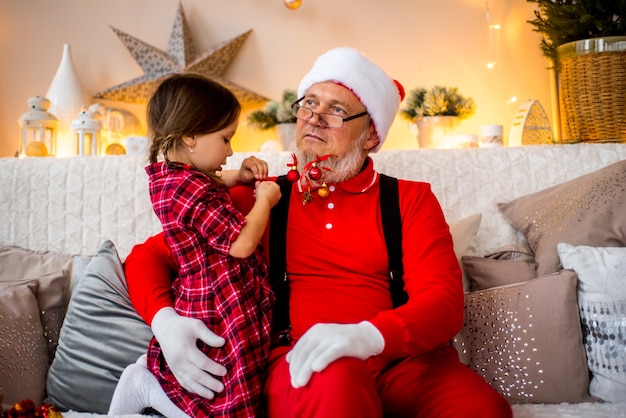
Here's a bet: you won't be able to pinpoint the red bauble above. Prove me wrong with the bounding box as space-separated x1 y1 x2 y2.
286 167 300 182
308 164 322 181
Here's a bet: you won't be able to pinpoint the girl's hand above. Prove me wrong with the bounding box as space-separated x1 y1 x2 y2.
238 156 269 184
255 180 282 208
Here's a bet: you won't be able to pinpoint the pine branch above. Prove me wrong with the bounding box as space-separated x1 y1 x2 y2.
527 0 626 63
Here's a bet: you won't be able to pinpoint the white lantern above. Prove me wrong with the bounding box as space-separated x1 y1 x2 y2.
71 109 102 156
18 96 58 157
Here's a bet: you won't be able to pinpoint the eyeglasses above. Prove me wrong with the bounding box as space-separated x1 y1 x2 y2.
291 98 369 128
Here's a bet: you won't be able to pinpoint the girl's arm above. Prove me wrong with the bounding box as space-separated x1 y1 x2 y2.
229 181 281 258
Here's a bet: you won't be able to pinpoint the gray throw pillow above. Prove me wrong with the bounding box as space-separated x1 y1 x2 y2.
45 240 153 413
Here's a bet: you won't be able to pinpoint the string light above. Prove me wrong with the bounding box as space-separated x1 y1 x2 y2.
485 1 518 112
485 1 500 71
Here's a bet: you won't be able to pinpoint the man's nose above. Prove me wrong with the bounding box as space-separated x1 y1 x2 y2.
307 111 325 127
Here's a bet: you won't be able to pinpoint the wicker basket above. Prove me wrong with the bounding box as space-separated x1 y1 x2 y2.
557 36 626 143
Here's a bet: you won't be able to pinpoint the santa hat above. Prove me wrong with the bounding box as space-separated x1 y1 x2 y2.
298 47 405 152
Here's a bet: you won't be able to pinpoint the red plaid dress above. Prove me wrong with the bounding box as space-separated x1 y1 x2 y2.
145 162 274 417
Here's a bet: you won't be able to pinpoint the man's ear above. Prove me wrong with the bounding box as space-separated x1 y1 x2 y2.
363 124 380 152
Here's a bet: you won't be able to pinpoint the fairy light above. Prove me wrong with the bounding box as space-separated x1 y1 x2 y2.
485 1 519 112
486 1 500 70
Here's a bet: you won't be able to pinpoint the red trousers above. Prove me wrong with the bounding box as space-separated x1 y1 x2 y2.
264 345 512 418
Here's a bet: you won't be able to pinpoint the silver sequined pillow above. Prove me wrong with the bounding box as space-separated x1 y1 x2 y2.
558 243 626 403
0 270 70 412
498 159 626 276
452 269 593 404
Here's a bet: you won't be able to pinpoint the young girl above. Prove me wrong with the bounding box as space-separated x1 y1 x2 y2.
109 73 281 417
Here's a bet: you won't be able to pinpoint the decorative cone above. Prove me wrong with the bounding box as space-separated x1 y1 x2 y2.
46 44 89 122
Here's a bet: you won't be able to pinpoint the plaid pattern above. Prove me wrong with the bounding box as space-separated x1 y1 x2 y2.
145 162 274 417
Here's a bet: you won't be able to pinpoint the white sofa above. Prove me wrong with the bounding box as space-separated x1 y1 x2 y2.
1 143 625 417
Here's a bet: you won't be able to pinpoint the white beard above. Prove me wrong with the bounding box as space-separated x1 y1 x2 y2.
295 129 369 185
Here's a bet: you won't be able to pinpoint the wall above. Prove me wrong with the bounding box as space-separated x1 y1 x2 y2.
0 0 550 158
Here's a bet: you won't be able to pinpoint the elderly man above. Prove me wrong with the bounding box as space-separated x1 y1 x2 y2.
122 47 512 417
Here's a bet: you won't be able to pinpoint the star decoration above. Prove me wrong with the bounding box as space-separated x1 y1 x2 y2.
93 2 268 104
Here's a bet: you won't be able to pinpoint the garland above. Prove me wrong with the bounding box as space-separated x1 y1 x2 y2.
2 399 62 418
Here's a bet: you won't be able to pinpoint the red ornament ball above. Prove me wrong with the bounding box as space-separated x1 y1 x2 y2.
286 168 300 182
308 165 322 181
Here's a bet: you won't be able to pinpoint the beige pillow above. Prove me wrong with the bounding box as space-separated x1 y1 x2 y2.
497 159 626 276
461 256 536 291
0 246 73 282
452 269 593 404
449 213 482 291
484 243 534 261
0 270 70 412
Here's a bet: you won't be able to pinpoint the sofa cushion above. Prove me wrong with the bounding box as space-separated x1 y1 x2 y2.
46 240 153 414
449 213 482 291
452 269 593 404
0 245 78 357
461 255 536 291
0 245 73 282
0 270 70 412
497 159 626 276
557 243 626 403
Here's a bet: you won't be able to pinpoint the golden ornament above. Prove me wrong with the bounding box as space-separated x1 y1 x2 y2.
25 141 49 157
105 143 126 155
317 182 330 198
284 0 302 10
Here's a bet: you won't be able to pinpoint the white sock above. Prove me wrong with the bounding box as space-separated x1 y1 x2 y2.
108 361 189 418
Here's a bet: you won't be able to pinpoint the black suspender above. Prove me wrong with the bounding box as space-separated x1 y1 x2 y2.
269 176 293 345
269 173 407 346
379 174 408 307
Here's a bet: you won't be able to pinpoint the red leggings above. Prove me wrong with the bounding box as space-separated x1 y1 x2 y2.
264 345 512 418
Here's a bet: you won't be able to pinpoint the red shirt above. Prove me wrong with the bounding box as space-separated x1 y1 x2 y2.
127 158 463 366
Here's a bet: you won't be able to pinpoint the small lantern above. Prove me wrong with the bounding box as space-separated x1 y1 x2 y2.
18 96 58 157
71 109 102 156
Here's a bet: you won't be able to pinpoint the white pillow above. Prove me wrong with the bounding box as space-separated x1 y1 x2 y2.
557 243 626 403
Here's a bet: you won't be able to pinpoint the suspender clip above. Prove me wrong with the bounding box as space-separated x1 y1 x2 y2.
389 269 404 281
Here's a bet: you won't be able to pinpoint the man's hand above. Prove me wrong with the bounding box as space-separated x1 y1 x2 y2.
285 321 384 388
238 156 270 183
151 307 227 399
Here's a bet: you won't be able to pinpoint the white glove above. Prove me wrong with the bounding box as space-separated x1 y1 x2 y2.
151 307 227 399
285 321 384 388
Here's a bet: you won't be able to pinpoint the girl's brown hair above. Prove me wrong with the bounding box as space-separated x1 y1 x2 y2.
146 72 241 165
